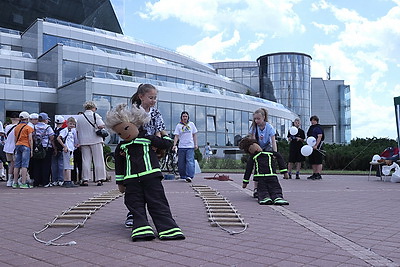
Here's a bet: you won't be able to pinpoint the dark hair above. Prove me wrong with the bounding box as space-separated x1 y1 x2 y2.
238 137 258 154
130 84 157 107
180 111 189 121
310 115 319 123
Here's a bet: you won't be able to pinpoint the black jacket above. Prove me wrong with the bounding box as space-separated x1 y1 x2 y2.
243 151 288 184
115 133 172 185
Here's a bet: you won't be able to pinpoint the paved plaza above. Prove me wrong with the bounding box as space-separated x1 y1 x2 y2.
1 172 400 267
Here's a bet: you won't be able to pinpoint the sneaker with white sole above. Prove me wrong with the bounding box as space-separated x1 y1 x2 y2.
6 179 13 187
19 183 31 189
12 183 19 189
185 177 192 183
125 214 134 228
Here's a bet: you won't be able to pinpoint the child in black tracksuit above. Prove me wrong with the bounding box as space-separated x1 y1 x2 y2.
239 137 289 205
107 104 185 242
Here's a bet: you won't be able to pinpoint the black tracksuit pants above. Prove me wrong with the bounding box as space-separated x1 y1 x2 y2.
256 176 284 202
124 176 179 236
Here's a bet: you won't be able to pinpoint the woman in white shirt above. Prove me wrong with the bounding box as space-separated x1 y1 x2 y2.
75 101 107 186
173 111 198 182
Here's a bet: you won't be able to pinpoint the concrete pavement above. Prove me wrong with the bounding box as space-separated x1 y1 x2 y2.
1 172 400 266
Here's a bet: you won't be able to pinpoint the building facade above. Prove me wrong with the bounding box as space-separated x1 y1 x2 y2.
0 17 298 154
257 53 312 132
311 78 351 143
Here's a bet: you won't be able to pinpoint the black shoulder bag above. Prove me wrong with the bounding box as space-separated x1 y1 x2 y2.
83 112 109 138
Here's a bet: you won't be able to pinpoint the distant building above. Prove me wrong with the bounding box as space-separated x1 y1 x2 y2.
311 78 351 143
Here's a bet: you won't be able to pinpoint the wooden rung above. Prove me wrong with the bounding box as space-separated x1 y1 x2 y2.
207 209 236 213
209 218 242 223
70 207 97 211
205 204 232 208
56 215 91 219
76 204 103 207
64 210 94 214
210 222 246 227
202 197 225 200
47 222 84 227
208 213 239 217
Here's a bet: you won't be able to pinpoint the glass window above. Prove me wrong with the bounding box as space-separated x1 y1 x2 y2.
217 133 225 146
197 132 206 148
43 34 58 53
207 115 216 132
172 103 184 127
242 111 250 134
184 105 196 123
196 106 206 131
234 110 241 135
111 97 128 108
176 78 185 84
226 133 234 146
158 102 171 132
207 132 216 147
226 109 234 134
216 108 225 133
92 95 111 120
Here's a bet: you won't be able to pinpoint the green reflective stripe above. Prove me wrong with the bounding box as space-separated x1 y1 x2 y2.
131 230 154 237
115 175 124 181
280 169 288 172
243 179 250 183
133 138 151 145
120 140 134 150
159 231 184 238
142 143 151 171
254 174 277 177
124 168 161 179
158 228 181 236
132 225 153 234
163 136 172 141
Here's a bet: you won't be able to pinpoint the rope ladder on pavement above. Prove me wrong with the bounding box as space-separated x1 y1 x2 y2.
33 189 123 246
191 184 247 235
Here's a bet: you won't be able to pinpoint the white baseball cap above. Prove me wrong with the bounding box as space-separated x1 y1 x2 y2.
55 115 65 124
29 113 39 119
19 111 30 119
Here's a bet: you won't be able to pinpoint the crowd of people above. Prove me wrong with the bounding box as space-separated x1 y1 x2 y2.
0 100 108 189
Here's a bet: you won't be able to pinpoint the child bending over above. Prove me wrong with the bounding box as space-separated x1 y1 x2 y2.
239 137 289 205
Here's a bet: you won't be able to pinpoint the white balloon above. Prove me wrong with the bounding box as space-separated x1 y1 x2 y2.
289 126 298 136
301 145 313 156
382 165 391 176
306 136 316 146
371 154 381 162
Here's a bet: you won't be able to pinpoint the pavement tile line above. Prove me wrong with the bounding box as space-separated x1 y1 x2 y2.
33 189 123 246
228 181 399 267
191 184 248 235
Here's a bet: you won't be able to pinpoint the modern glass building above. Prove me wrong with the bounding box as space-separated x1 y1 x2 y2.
257 52 312 131
0 17 298 154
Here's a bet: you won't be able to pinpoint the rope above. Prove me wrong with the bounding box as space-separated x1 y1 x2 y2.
192 185 248 235
33 189 123 246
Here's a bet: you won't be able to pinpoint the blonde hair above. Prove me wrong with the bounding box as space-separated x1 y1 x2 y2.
250 107 268 130
83 101 97 110
67 117 76 124
105 104 150 132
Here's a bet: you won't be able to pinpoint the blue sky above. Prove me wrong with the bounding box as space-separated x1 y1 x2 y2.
110 0 400 140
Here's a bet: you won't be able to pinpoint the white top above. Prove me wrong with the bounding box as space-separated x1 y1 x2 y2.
3 123 17 153
173 121 198 148
59 128 78 152
0 121 4 134
76 110 105 145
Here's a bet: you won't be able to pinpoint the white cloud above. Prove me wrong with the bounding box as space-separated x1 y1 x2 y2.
176 31 240 62
351 95 395 139
238 33 266 54
141 0 305 35
311 22 338 34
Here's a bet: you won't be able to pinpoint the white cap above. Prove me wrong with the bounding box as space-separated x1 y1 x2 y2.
55 115 65 124
19 111 30 119
29 113 39 119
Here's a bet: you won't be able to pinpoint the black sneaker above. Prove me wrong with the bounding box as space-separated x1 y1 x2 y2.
307 174 316 180
253 188 258 198
125 215 134 228
288 173 292 179
295 174 300 179
314 174 322 180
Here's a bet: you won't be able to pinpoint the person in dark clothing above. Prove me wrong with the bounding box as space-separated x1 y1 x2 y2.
239 137 289 205
306 115 325 180
106 104 185 242
286 118 305 179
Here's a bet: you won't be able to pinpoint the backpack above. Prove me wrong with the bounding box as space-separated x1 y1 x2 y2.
53 126 66 151
32 126 50 159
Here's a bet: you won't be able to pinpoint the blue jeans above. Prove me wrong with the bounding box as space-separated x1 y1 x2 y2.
51 152 64 182
14 145 31 168
177 148 195 179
